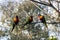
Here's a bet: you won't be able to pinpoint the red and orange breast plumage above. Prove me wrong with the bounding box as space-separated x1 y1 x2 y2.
38 16 43 20
13 17 19 23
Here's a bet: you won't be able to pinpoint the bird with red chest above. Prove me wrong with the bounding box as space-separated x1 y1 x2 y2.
13 16 19 25
27 16 33 24
11 15 19 32
21 16 33 28
38 14 48 28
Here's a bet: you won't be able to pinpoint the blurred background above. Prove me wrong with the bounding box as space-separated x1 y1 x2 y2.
0 0 60 40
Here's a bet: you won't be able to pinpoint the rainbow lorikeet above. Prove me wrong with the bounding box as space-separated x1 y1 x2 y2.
38 14 48 28
22 16 33 28
11 15 19 32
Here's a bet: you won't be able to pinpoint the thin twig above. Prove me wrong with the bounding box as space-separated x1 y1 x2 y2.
49 0 60 16
31 0 60 16
31 0 51 6
22 10 29 17
30 1 51 17
29 22 60 24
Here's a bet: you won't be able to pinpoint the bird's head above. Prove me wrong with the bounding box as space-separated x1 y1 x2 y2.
16 15 18 18
30 16 33 18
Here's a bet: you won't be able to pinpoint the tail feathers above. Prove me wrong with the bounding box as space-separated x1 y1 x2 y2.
45 24 48 28
21 23 28 28
11 24 15 32
44 23 48 28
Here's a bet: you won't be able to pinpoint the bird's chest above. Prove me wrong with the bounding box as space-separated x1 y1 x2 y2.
38 16 43 20
13 18 19 23
29 18 33 22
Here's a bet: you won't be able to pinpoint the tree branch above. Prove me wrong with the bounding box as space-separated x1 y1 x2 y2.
49 0 60 16
31 0 60 16
30 21 60 24
31 0 51 6
30 1 51 18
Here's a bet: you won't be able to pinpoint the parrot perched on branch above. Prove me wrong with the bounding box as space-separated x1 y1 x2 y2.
22 16 33 28
11 15 19 32
38 14 48 28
